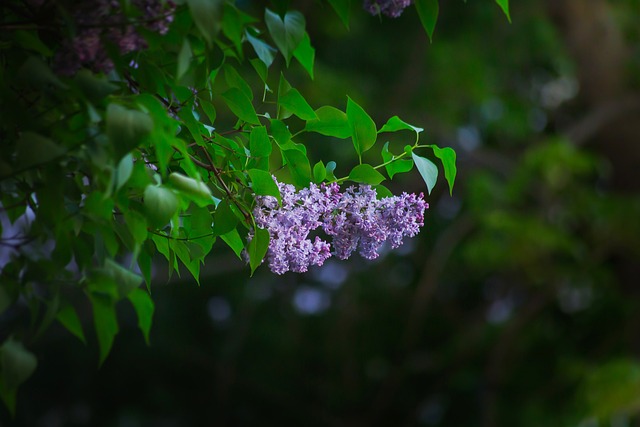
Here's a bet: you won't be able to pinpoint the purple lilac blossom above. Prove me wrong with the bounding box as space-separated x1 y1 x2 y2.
52 0 175 75
252 178 428 274
363 0 413 18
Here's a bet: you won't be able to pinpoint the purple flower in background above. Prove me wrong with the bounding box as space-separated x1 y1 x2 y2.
52 0 175 75
252 178 428 274
363 0 413 18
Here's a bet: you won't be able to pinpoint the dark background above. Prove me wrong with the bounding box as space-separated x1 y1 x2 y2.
6 0 640 425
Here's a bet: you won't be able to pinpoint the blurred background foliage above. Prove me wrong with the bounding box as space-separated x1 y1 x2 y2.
4 0 640 426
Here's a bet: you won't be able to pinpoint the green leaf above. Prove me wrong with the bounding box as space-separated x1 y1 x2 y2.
283 149 312 187
412 152 438 195
115 153 134 192
221 87 260 125
221 228 244 259
250 58 269 83
19 56 66 90
271 119 292 145
102 259 143 298
293 32 315 79
138 251 152 290
347 97 377 155
56 304 86 344
74 70 118 102
169 172 214 207
249 227 270 274
328 0 350 28
246 30 278 68
15 132 64 169
212 200 239 236
495 0 511 22
186 0 222 46
313 161 326 183
379 116 424 134
185 205 214 254
83 191 115 222
348 164 386 185
127 288 154 345
431 145 457 195
381 142 414 179
248 169 281 202
106 104 153 160
90 293 119 366
374 184 393 199
124 210 148 245
415 0 439 42
224 64 253 101
14 30 53 56
201 100 216 124
279 88 317 120
250 125 272 157
0 339 37 390
221 3 256 54
143 185 179 229
178 109 205 148
304 106 351 139
177 38 192 81
0 383 16 416
264 9 305 66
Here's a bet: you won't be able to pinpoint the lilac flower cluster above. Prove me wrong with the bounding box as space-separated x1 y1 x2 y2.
53 0 175 76
252 179 428 275
363 0 413 18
